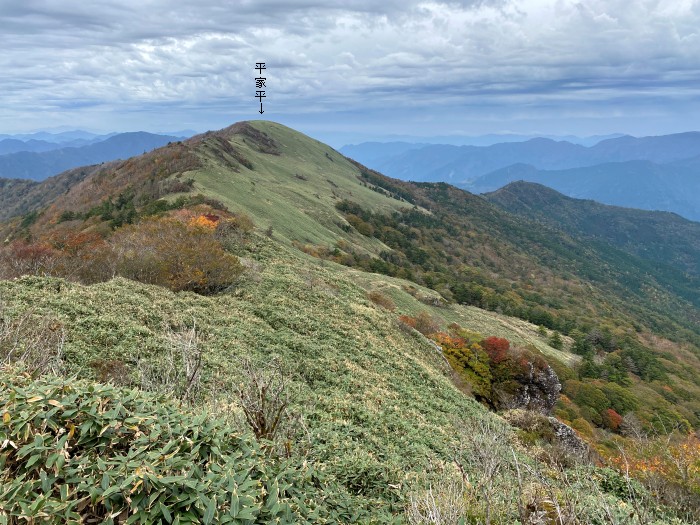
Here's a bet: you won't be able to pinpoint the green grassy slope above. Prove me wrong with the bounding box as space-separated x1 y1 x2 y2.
191 121 412 251
343 267 579 367
7 239 693 522
5 119 699 377
0 238 490 515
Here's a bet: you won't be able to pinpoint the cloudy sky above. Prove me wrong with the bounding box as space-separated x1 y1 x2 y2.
2 0 700 145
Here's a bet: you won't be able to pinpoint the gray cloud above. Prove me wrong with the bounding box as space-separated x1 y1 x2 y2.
1 0 699 138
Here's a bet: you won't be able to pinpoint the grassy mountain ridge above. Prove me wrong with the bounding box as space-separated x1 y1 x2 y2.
5 120 699 344
2 120 700 521
191 122 413 250
4 122 413 256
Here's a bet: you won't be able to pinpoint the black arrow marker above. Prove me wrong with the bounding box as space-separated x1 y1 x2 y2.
259 103 264 114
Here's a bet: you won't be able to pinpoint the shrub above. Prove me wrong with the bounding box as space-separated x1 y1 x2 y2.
398 312 440 336
602 408 623 431
0 241 61 279
213 214 255 252
406 477 467 524
0 370 361 524
563 380 609 414
189 214 219 229
138 322 204 403
443 343 492 401
234 358 300 454
480 337 510 364
346 214 374 236
89 359 131 386
368 291 396 311
549 331 564 350
0 305 65 376
48 230 113 283
109 216 244 294
570 417 595 438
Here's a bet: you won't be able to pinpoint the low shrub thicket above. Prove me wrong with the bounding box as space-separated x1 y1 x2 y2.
0 370 367 524
0 213 248 295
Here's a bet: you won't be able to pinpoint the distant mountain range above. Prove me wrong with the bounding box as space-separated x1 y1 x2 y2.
485 181 700 277
468 161 700 222
0 132 183 181
341 132 700 222
0 136 116 155
0 130 112 143
340 134 624 170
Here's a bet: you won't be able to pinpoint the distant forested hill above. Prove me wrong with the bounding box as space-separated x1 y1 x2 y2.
469 161 700 221
0 132 181 181
485 181 700 276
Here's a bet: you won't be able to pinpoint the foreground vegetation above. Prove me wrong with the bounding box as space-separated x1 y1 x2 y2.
2 234 698 522
0 371 363 524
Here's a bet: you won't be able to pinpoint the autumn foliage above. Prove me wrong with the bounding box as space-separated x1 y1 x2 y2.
0 241 60 278
0 212 246 294
0 230 111 283
188 214 220 229
109 216 243 293
602 408 623 431
480 337 510 364
608 433 700 517
398 312 440 336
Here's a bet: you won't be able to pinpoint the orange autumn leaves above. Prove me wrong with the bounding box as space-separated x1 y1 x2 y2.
188 213 220 229
613 434 700 478
109 214 243 293
0 211 246 294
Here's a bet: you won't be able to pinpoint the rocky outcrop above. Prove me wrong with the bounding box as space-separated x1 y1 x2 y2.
495 361 561 414
517 362 561 413
503 409 592 462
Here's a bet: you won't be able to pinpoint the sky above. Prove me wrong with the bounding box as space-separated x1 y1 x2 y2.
2 0 700 146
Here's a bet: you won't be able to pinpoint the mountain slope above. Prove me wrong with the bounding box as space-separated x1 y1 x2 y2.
485 181 700 276
7 122 413 256
0 248 489 519
0 165 104 222
467 161 700 221
0 132 181 181
6 121 699 343
8 239 690 522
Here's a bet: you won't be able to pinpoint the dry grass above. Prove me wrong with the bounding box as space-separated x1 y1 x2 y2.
0 302 65 376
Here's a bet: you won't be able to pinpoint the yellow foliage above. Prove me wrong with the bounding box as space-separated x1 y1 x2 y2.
109 216 243 294
189 214 219 229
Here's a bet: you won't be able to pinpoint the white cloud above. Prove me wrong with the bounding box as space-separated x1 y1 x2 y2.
0 0 699 136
